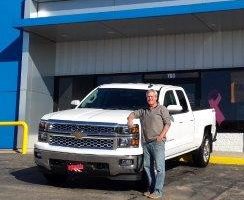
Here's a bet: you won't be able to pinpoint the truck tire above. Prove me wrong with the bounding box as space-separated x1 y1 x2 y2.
192 134 211 167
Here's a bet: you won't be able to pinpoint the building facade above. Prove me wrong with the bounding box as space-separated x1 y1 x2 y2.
0 1 23 149
1 0 244 152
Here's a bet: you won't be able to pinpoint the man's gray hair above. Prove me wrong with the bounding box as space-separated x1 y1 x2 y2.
146 89 158 98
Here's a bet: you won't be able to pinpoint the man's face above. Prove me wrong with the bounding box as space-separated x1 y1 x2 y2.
146 92 157 107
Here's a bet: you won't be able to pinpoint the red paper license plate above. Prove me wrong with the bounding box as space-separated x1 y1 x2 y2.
67 163 85 172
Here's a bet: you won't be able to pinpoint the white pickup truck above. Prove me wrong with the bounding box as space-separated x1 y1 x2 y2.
34 83 216 182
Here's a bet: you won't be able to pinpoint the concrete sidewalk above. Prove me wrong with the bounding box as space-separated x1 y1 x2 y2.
210 151 244 165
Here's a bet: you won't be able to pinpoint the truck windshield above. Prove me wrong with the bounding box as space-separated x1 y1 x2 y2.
78 88 148 110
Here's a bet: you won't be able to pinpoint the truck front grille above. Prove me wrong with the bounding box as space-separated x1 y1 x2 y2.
49 135 114 150
50 123 115 134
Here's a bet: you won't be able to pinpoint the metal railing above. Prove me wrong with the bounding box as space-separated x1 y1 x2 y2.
0 121 28 154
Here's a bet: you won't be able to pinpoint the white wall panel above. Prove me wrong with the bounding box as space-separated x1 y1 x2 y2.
55 30 244 76
70 42 80 75
165 35 176 70
87 41 97 74
203 32 213 69
175 34 185 70
148 36 157 71
79 41 89 74
129 38 139 72
139 37 148 72
156 36 166 71
112 39 122 73
19 34 55 149
104 39 114 73
233 31 244 67
213 32 223 67
121 38 130 73
193 33 203 69
185 34 194 68
223 31 233 68
95 40 105 74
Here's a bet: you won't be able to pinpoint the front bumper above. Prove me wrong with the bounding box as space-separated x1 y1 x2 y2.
34 148 143 180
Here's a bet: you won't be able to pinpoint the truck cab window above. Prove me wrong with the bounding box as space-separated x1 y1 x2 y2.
79 88 148 110
176 90 188 112
163 90 177 107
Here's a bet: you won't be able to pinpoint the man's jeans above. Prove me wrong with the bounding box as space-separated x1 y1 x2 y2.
143 140 165 196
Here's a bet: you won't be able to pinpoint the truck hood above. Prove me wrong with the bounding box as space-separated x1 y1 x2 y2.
41 108 133 124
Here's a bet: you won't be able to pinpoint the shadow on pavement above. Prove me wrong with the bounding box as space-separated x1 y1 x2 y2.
10 166 144 191
11 159 194 191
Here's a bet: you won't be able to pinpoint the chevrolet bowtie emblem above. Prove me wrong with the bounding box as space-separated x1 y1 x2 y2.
71 130 86 139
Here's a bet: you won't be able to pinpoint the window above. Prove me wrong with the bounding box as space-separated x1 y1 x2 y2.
176 90 188 112
163 90 177 107
201 70 244 132
231 71 244 103
79 88 147 110
54 76 96 111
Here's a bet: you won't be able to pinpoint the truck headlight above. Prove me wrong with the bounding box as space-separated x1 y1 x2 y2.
116 124 139 134
39 120 48 131
115 124 140 148
118 137 139 148
118 138 131 147
129 124 139 134
38 131 48 142
38 120 48 142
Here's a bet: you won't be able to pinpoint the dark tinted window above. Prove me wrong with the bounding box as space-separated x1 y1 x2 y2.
79 88 147 110
176 90 188 112
163 90 177 107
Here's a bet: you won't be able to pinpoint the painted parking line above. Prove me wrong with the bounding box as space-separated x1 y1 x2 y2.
210 156 244 166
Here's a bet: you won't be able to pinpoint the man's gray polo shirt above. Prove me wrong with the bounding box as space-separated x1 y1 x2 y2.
133 105 171 142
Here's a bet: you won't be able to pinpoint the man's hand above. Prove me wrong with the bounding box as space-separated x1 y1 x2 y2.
156 134 166 142
157 124 170 142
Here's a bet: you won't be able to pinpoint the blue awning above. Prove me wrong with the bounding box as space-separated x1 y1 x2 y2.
15 0 244 42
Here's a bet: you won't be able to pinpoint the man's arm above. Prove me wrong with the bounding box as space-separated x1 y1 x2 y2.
157 106 171 141
127 112 136 128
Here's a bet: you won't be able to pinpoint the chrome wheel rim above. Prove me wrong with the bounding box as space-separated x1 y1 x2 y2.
203 138 210 163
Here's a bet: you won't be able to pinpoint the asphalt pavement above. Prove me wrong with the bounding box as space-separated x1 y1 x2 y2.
0 152 243 200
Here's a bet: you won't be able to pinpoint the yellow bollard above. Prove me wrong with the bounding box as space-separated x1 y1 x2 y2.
0 121 29 154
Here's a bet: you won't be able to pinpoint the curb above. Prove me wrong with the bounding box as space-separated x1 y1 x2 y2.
0 150 19 154
209 156 244 166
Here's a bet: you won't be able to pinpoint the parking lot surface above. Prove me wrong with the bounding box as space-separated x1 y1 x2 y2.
0 153 243 200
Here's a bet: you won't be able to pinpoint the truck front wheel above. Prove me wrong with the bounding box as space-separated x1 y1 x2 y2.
192 134 211 167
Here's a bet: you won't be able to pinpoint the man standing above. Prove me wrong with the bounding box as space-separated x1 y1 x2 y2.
127 89 171 199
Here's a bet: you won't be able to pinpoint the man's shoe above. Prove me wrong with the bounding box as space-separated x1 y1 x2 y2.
148 192 162 199
143 191 151 197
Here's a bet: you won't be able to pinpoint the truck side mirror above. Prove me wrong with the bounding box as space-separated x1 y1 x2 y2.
71 100 81 108
167 105 183 113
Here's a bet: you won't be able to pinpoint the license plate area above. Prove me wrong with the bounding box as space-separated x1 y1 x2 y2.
67 162 85 172
49 159 109 175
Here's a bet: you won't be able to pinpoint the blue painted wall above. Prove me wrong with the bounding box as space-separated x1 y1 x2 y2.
0 1 23 149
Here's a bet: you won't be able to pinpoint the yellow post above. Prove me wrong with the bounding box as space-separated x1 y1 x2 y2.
0 121 29 154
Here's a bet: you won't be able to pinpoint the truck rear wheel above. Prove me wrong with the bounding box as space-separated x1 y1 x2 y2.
192 134 211 167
